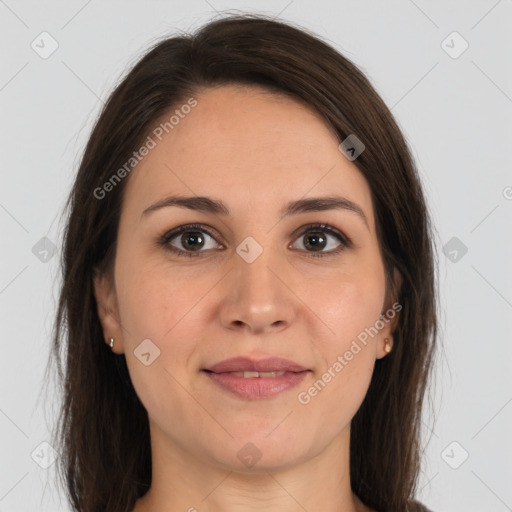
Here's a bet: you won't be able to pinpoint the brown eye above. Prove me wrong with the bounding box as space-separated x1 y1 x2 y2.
159 224 223 257
177 231 207 251
302 231 328 252
290 224 351 258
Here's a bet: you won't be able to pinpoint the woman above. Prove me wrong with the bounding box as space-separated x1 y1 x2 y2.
47 13 438 512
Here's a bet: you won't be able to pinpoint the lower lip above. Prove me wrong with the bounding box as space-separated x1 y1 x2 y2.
202 370 309 400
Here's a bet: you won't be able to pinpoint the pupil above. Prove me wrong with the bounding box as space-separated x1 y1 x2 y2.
182 232 204 251
305 232 326 251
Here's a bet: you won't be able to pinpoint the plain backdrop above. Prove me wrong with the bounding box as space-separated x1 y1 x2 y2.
0 1 511 511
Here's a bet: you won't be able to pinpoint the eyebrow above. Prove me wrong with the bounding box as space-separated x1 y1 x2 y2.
140 194 369 229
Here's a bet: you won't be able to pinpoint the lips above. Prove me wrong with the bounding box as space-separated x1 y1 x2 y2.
204 356 309 374
202 358 309 400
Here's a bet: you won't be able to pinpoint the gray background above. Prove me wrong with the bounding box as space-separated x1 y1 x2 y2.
1 1 511 511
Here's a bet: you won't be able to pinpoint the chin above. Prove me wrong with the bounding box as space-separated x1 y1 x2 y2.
201 429 311 473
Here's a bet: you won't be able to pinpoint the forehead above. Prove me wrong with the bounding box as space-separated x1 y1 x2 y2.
121 84 374 228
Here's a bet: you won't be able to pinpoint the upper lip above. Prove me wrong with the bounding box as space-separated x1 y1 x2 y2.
204 357 309 373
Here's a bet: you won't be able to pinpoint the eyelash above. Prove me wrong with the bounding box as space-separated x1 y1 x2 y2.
157 222 352 259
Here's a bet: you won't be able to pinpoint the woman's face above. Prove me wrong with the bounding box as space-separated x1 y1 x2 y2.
95 84 397 472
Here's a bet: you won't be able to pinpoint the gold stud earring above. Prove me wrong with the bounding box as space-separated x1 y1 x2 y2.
109 337 115 350
384 338 392 353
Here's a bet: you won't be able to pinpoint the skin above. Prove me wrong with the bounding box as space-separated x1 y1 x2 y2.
94 84 400 512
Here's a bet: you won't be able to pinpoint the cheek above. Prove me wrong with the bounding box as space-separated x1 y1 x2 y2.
313 267 386 351
306 264 385 418
115 252 206 340
114 254 214 396
299 278 381 430
115 257 206 418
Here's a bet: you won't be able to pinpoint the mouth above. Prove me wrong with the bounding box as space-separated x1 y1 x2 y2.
201 364 310 400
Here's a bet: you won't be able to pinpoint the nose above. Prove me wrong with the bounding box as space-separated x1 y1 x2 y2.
218 247 297 336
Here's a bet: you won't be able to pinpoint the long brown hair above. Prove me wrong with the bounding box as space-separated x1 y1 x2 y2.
45 13 439 512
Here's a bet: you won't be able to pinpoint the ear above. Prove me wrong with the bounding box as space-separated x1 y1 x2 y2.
377 267 402 359
93 267 125 354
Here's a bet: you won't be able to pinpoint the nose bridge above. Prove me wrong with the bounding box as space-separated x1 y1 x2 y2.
235 235 282 305
220 234 295 333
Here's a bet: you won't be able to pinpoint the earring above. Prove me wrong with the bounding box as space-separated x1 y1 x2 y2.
109 337 115 350
384 338 392 354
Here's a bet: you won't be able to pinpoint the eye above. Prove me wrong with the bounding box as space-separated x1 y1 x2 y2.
158 223 223 258
158 222 352 259
290 223 352 258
